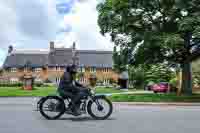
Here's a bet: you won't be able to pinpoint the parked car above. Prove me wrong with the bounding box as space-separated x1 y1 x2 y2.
151 82 170 93
145 82 155 91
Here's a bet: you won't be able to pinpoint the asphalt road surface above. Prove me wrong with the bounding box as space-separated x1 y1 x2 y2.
0 98 200 133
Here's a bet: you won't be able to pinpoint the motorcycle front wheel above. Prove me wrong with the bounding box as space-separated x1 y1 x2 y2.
87 97 113 120
39 96 65 120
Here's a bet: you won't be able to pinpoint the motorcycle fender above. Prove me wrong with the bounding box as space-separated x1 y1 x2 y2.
93 94 110 100
37 96 63 110
95 93 112 97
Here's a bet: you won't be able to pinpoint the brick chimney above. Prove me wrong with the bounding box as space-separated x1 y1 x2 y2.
8 45 13 54
72 42 76 50
50 41 54 51
72 42 77 65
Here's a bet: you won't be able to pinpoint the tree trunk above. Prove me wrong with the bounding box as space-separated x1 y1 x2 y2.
181 32 193 95
181 62 193 95
176 70 182 96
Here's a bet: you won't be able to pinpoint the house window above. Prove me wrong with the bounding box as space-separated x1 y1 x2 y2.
103 67 108 73
60 67 64 71
84 78 87 83
56 77 61 84
103 79 109 85
10 78 19 83
10 68 17 73
106 68 110 73
90 67 96 73
80 77 87 83
34 68 42 72
24 68 28 72
35 78 42 82
79 77 83 83
80 77 84 83
55 66 61 71
79 67 85 72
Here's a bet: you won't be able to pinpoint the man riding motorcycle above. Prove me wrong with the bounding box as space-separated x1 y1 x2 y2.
57 64 89 116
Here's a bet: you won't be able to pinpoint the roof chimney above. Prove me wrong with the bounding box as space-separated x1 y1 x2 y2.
8 45 13 54
50 41 54 51
72 42 77 65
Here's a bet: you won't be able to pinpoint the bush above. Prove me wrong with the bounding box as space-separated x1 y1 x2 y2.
129 66 145 89
34 82 43 87
170 78 177 87
0 82 23 87
44 79 52 83
96 80 104 86
169 78 178 92
43 83 55 87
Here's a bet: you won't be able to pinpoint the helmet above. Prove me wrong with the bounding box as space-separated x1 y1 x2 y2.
66 64 77 73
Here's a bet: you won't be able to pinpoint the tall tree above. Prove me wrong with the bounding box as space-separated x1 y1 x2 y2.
97 0 200 95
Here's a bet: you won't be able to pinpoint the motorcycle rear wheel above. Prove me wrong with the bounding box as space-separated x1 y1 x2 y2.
39 96 65 120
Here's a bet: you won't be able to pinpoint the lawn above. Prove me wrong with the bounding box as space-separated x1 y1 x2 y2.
0 87 122 97
110 93 200 103
1 87 200 102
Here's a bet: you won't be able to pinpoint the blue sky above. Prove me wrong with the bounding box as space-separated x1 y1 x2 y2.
0 0 113 66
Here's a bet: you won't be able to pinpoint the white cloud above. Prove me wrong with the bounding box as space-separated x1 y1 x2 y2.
58 0 114 50
0 0 17 48
16 0 59 41
0 0 114 66
0 0 59 66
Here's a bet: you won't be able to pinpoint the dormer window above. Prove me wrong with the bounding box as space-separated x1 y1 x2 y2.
90 67 96 73
11 68 17 73
79 67 85 72
24 67 28 72
83 67 85 72
34 68 42 72
55 66 60 71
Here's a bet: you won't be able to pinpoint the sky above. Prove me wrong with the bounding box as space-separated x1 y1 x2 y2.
0 0 114 66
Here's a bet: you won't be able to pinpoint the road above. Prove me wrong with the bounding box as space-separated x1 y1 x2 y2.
0 98 200 133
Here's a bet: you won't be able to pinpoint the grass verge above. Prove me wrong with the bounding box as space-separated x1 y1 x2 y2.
110 93 200 102
1 87 200 103
0 87 122 97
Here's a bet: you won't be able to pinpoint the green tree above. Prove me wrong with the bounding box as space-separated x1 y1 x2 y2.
129 63 174 89
0 69 3 76
145 63 175 83
113 46 129 73
129 65 145 89
97 0 200 95
192 59 200 85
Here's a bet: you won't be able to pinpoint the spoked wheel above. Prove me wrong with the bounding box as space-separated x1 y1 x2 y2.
87 97 113 120
39 96 65 120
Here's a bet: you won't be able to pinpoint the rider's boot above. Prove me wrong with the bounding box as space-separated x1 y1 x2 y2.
66 102 81 116
72 103 81 116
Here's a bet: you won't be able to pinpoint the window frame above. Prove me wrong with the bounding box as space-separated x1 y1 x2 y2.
10 68 17 73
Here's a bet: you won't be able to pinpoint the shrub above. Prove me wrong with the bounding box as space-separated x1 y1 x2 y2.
44 79 52 83
34 82 43 87
0 82 23 87
169 78 178 92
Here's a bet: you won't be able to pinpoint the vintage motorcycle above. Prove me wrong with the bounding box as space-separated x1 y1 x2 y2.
36 87 113 120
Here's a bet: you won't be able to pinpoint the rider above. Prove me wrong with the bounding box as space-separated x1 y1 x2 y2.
57 64 89 115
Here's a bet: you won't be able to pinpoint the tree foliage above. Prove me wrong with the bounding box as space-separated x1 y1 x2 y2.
129 63 175 89
192 60 200 85
97 0 200 66
97 0 200 94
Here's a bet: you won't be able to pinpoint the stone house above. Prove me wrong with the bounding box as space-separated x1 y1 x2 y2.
2 42 118 85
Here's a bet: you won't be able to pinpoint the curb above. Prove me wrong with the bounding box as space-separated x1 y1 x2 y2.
113 102 200 106
0 97 200 107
